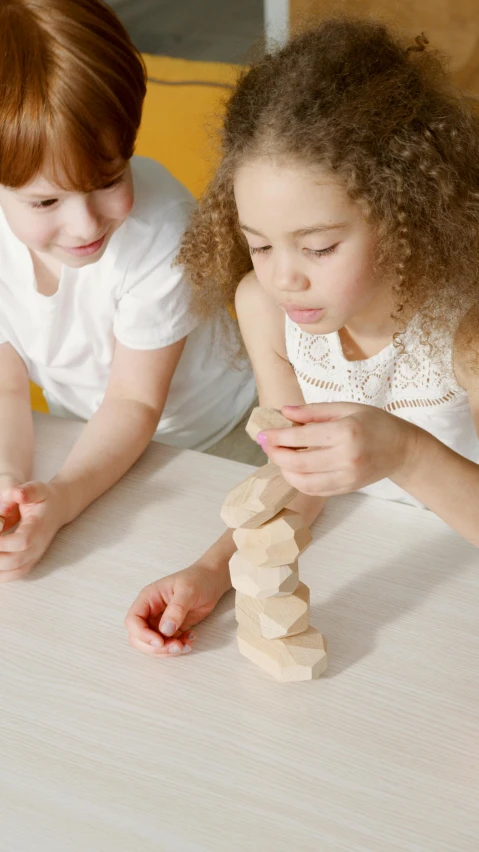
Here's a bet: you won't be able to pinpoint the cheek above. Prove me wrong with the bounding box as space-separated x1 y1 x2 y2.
6 211 56 249
109 184 134 220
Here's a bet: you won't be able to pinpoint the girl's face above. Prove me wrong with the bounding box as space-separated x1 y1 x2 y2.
0 162 134 268
234 159 387 335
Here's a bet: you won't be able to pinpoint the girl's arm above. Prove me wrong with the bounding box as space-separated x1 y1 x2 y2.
125 272 325 655
234 271 326 525
390 354 479 546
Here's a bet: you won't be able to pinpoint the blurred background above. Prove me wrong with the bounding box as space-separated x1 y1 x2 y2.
109 0 265 63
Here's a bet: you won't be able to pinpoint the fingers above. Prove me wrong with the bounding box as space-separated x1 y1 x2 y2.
281 402 358 424
261 420 341 452
128 629 198 658
125 580 198 657
157 585 197 638
0 518 37 553
0 559 33 583
11 481 49 505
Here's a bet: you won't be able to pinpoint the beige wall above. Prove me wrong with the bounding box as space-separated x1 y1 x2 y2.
290 0 479 98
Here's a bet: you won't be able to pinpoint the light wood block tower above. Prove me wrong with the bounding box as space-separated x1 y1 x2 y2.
221 407 328 682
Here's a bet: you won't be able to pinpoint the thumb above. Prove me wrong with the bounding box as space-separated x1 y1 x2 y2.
281 402 357 424
12 481 49 505
159 585 197 636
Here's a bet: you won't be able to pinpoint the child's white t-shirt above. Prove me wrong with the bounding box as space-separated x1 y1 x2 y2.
0 156 255 450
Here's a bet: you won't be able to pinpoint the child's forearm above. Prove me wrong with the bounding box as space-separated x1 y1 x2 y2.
393 427 479 546
194 492 325 587
50 397 160 526
0 390 34 483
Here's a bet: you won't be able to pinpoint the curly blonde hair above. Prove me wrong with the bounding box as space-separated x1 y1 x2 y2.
179 17 479 363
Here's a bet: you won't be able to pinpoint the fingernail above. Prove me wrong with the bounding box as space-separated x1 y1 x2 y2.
256 432 267 450
160 620 176 636
182 644 192 654
187 631 197 642
150 638 163 648
168 645 182 655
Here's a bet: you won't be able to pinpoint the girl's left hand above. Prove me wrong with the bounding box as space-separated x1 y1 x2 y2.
0 481 65 582
257 402 418 496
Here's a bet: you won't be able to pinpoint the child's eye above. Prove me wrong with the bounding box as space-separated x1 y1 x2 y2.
101 173 125 190
249 245 271 255
29 198 58 209
305 244 337 257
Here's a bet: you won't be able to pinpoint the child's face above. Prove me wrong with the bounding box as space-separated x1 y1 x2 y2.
0 162 134 268
234 159 387 335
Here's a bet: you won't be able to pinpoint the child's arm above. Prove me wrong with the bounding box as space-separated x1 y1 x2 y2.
0 338 186 582
257 357 479 548
126 272 325 654
0 343 34 526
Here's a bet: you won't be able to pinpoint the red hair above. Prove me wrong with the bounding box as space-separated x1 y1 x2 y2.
0 0 147 190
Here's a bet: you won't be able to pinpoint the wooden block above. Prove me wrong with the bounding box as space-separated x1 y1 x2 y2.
235 582 310 638
220 463 297 529
232 509 312 568
229 551 299 598
245 407 295 442
237 624 328 682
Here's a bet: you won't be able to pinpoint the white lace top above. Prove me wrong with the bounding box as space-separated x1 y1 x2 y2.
285 315 479 506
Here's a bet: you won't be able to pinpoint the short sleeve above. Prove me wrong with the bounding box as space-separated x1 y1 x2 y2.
113 200 199 350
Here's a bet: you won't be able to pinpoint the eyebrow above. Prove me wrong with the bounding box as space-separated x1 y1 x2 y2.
240 222 347 237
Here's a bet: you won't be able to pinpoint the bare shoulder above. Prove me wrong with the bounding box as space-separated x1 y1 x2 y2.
235 271 286 358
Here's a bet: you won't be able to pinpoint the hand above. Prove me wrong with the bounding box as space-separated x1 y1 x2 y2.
0 473 23 533
256 402 418 496
125 562 231 657
0 480 66 582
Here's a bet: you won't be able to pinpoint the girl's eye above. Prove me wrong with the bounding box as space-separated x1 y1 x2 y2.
306 244 337 257
249 245 271 255
30 198 58 209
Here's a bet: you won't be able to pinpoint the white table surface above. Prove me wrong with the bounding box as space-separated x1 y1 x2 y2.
1 413 478 852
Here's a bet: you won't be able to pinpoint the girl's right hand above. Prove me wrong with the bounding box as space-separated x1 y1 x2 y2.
125 562 232 657
0 474 22 533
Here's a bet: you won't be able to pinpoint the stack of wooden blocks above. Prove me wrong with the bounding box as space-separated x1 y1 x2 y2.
221 407 328 682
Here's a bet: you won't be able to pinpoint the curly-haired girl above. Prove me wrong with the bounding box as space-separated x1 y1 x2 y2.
126 18 479 657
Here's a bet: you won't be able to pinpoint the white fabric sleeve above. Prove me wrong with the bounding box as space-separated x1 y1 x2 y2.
113 201 199 350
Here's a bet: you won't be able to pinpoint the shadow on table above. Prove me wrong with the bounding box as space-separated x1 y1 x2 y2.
311 531 475 678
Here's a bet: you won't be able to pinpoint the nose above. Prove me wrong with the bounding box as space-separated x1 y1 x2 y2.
272 252 310 293
67 196 102 243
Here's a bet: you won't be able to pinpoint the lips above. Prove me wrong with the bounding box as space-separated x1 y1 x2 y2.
281 304 325 324
60 234 107 257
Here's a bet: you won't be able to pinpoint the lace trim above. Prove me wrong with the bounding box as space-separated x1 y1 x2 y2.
294 368 460 411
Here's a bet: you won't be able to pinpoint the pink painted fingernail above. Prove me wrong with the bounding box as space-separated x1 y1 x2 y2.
187 631 197 641
150 638 163 648
182 644 192 654
168 645 182 655
159 620 176 636
256 432 267 450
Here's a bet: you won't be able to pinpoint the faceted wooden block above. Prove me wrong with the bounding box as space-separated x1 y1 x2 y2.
220 462 296 529
232 509 312 568
229 551 299 598
245 406 295 442
237 625 328 682
235 581 310 638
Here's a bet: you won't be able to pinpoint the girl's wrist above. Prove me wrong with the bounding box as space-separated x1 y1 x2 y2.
391 421 429 489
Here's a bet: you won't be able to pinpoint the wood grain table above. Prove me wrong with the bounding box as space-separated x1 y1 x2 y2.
1 413 478 852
